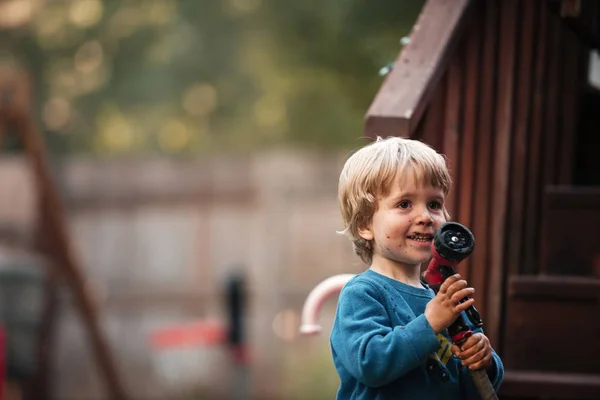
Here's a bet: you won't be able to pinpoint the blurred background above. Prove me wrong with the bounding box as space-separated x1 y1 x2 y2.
2 1 600 400
0 0 425 399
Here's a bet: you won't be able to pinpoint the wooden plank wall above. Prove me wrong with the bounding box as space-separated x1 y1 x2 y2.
413 0 588 350
503 187 600 377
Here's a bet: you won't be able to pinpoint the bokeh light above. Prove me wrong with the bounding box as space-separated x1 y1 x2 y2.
42 97 72 131
68 0 103 28
272 309 300 342
182 83 218 117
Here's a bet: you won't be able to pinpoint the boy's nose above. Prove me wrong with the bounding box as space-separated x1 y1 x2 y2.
416 207 434 225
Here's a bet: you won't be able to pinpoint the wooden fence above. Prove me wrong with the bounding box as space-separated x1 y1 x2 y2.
0 151 362 399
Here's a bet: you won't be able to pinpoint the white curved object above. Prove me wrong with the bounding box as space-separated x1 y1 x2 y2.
299 273 356 335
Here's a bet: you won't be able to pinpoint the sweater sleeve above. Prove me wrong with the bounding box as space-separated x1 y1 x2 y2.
330 279 441 387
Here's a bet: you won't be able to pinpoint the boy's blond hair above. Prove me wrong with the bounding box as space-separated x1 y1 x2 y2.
338 136 452 265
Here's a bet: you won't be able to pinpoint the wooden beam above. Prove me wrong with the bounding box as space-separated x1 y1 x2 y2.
364 0 474 138
544 185 600 207
558 28 583 185
415 77 445 150
500 370 600 399
538 186 600 276
487 0 518 349
456 11 482 284
509 274 600 301
522 0 550 275
470 0 498 319
441 56 463 217
506 0 535 278
0 70 128 400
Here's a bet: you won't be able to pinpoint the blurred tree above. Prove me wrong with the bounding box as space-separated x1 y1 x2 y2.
0 0 424 156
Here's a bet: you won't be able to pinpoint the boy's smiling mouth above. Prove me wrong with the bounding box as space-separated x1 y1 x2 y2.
406 233 434 242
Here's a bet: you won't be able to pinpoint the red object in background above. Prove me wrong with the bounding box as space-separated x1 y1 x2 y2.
149 320 226 350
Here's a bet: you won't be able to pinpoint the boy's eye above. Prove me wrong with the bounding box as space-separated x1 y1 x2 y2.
398 200 411 209
428 201 442 210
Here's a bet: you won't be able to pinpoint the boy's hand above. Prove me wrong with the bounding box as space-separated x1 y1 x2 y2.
424 274 476 334
452 333 493 370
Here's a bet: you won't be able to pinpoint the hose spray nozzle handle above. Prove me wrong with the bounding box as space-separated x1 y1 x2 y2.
423 222 475 286
423 222 483 328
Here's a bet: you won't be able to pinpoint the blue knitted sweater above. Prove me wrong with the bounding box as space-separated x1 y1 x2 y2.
330 269 504 399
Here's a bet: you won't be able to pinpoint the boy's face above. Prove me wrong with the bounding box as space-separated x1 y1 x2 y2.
358 170 447 269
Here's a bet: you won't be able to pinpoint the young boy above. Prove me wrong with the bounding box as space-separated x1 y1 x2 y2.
331 136 504 399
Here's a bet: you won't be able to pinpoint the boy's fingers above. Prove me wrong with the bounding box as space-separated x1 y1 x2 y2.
439 274 460 293
451 344 461 356
468 353 493 371
446 279 468 295
454 298 475 313
451 287 475 303
461 348 486 367
457 336 484 359
462 333 482 349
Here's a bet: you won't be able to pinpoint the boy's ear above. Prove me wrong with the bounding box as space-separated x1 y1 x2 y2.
357 225 374 241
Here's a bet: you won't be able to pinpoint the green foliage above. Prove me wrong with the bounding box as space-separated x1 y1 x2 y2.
0 0 424 156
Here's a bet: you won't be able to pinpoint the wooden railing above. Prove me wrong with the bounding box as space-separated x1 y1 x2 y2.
364 0 474 138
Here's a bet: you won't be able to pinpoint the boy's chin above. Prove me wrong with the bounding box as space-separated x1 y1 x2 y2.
393 255 432 267
411 253 433 265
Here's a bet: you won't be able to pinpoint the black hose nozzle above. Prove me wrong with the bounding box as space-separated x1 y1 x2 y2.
424 222 483 328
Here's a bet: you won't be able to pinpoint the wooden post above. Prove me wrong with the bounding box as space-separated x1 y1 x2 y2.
0 70 128 400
